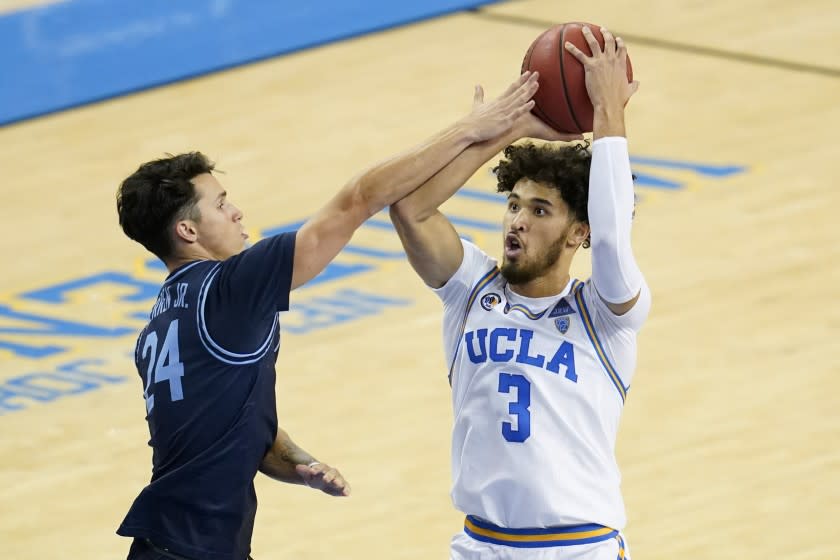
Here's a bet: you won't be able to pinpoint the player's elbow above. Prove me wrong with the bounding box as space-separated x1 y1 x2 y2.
354 165 415 218
589 230 620 254
343 174 379 220
389 199 416 225
389 193 435 224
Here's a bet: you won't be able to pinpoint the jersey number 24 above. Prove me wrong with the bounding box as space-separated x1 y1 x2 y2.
141 319 185 413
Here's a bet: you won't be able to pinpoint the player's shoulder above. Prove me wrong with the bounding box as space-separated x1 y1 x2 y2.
459 239 498 276
446 239 499 288
432 239 499 303
576 277 650 332
213 232 297 286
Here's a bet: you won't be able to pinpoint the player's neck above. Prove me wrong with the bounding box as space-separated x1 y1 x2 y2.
165 246 214 273
508 268 572 299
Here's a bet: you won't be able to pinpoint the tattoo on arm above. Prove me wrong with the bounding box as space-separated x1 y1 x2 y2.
259 429 316 484
277 437 315 467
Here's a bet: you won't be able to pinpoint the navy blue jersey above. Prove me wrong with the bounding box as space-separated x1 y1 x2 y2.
117 232 296 560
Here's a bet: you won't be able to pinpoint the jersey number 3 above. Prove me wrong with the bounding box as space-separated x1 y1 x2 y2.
498 372 531 442
141 319 185 413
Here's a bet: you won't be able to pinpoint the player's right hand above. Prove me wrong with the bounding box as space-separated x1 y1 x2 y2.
295 462 351 497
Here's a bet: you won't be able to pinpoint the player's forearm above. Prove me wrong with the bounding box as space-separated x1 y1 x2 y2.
258 428 316 485
588 137 642 303
390 129 519 223
355 122 477 217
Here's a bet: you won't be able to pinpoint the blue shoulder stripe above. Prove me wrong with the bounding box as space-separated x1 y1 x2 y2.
448 266 500 385
573 283 628 403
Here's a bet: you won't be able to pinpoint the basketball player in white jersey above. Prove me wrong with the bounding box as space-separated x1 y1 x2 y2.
390 27 648 559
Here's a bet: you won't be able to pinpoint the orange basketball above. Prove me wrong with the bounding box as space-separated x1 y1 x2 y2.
521 22 633 134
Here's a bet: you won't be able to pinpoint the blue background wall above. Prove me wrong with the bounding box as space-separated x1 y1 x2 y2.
0 0 499 126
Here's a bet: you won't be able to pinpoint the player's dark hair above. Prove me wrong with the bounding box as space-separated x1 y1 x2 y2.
494 141 592 249
116 152 214 260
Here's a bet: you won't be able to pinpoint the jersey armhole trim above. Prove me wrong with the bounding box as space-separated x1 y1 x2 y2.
197 264 277 365
447 266 500 386
574 283 628 403
133 328 145 364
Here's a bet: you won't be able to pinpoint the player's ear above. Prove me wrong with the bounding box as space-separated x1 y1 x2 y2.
568 221 590 247
173 219 199 244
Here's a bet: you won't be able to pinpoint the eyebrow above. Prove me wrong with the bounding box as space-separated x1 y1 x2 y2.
508 192 554 207
216 191 227 201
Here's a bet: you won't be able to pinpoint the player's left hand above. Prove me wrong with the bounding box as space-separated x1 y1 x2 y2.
295 462 351 497
459 71 539 143
472 75 582 143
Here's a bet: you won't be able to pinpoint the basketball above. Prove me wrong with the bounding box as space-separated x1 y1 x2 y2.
521 22 633 134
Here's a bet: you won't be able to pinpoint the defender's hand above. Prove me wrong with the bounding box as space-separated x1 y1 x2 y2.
511 109 585 143
458 71 539 143
295 462 351 497
472 73 583 143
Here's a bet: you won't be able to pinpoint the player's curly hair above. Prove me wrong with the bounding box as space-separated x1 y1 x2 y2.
116 152 214 260
493 141 592 248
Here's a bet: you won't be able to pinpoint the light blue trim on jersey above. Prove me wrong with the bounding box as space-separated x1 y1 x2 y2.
573 283 628 403
133 327 145 364
163 260 205 285
448 266 500 385
196 264 278 365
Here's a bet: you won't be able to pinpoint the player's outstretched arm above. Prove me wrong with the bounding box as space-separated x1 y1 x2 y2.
289 72 541 290
259 427 350 496
566 26 647 318
390 83 582 288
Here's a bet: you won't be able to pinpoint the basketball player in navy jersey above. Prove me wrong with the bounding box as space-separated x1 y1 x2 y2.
390 28 648 559
114 72 580 560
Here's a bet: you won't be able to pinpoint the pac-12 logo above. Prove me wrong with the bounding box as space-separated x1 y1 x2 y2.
555 316 571 334
480 293 502 311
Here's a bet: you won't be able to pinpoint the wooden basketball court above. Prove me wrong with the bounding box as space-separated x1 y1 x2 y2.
1 1 838 558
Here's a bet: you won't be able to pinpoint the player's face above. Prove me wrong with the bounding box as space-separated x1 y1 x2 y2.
500 179 576 285
190 173 248 260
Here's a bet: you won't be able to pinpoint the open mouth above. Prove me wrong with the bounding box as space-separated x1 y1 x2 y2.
504 234 523 259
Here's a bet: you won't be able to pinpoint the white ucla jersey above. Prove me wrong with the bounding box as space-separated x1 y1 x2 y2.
433 240 650 531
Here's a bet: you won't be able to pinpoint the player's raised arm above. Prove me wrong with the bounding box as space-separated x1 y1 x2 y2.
289 72 541 290
566 26 648 318
390 82 582 288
